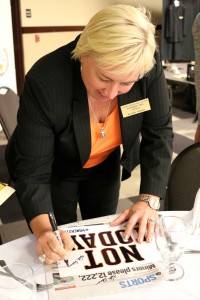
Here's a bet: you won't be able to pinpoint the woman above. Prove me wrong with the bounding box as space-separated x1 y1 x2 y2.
6 5 173 264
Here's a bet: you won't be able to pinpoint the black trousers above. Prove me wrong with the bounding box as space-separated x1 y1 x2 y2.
51 149 121 225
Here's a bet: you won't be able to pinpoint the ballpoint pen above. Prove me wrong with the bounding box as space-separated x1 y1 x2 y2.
48 211 69 266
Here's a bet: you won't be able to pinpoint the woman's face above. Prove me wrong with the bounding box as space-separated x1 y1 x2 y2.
81 56 139 103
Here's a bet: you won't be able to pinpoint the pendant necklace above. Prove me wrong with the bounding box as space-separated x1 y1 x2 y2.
89 99 111 138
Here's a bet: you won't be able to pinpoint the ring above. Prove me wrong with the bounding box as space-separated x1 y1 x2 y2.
38 254 46 263
147 218 157 224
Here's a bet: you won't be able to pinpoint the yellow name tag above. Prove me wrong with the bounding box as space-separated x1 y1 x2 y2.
120 98 151 118
0 183 6 191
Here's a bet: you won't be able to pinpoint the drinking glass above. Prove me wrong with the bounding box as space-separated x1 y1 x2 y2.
155 216 188 281
0 263 36 300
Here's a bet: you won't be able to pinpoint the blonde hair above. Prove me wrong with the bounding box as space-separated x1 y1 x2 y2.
72 5 157 78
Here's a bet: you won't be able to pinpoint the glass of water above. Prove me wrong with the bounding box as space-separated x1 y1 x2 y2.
155 216 188 281
0 263 36 300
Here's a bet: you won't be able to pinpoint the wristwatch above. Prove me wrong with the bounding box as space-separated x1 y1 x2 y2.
138 195 160 210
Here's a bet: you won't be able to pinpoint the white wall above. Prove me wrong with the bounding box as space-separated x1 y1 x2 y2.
0 0 163 85
20 0 163 74
0 0 17 92
20 0 113 26
22 32 83 73
111 0 162 24
20 0 162 26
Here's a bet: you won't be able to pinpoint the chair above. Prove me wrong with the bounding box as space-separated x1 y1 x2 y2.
0 86 19 140
165 142 200 211
0 87 21 244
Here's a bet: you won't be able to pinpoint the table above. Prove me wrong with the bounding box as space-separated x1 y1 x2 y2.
163 63 196 111
164 63 195 86
0 211 199 300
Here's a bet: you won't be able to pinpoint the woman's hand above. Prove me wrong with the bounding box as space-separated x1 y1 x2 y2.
36 228 74 265
110 200 159 243
30 214 74 265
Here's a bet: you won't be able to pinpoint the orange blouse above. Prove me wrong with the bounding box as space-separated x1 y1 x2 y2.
83 104 122 168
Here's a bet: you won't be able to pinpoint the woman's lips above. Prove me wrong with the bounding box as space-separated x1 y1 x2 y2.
99 91 109 100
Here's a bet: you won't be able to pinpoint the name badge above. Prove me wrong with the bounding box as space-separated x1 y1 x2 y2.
120 98 151 118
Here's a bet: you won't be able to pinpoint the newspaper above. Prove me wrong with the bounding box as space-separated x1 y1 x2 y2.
0 182 15 206
44 223 163 299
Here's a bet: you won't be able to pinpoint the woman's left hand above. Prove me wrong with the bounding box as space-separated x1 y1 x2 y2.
110 201 159 243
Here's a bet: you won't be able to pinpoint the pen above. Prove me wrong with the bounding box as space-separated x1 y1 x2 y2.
48 211 69 266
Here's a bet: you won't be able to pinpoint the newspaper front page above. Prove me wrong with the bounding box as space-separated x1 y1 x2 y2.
44 223 163 299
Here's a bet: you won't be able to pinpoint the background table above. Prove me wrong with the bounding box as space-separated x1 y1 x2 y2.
163 63 196 113
164 63 195 86
0 211 199 300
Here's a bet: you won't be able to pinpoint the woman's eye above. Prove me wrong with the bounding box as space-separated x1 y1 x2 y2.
99 77 109 82
122 82 133 86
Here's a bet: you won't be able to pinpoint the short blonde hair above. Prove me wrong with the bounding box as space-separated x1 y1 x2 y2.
72 5 157 78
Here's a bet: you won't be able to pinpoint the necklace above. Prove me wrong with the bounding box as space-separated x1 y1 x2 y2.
88 99 111 138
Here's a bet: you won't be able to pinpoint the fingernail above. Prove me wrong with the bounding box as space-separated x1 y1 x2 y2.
147 237 152 243
124 234 129 241
73 244 78 250
64 254 69 260
138 238 143 243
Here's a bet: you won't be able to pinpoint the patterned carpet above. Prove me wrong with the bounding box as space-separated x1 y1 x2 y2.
0 106 197 243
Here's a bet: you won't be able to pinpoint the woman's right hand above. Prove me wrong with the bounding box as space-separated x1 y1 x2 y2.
30 214 75 265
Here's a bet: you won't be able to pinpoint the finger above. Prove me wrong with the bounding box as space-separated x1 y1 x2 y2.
38 247 62 264
137 219 148 243
145 218 157 243
41 243 66 262
110 210 129 226
60 230 75 251
36 233 63 263
38 251 58 265
47 233 65 252
46 233 68 259
37 230 73 263
45 256 56 265
123 214 139 241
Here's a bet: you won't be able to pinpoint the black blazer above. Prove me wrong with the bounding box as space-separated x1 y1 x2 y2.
6 36 173 223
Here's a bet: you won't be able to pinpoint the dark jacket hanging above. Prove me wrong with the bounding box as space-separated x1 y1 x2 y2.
165 2 187 43
161 0 200 61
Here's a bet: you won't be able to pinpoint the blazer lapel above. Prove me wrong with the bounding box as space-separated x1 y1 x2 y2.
72 62 91 166
118 82 143 153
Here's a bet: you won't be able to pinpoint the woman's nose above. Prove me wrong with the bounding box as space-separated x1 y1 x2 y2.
106 83 119 99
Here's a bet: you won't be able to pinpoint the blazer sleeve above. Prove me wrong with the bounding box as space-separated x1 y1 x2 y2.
5 41 79 224
7 75 56 224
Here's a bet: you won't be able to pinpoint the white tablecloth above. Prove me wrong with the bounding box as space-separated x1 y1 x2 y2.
0 211 200 300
